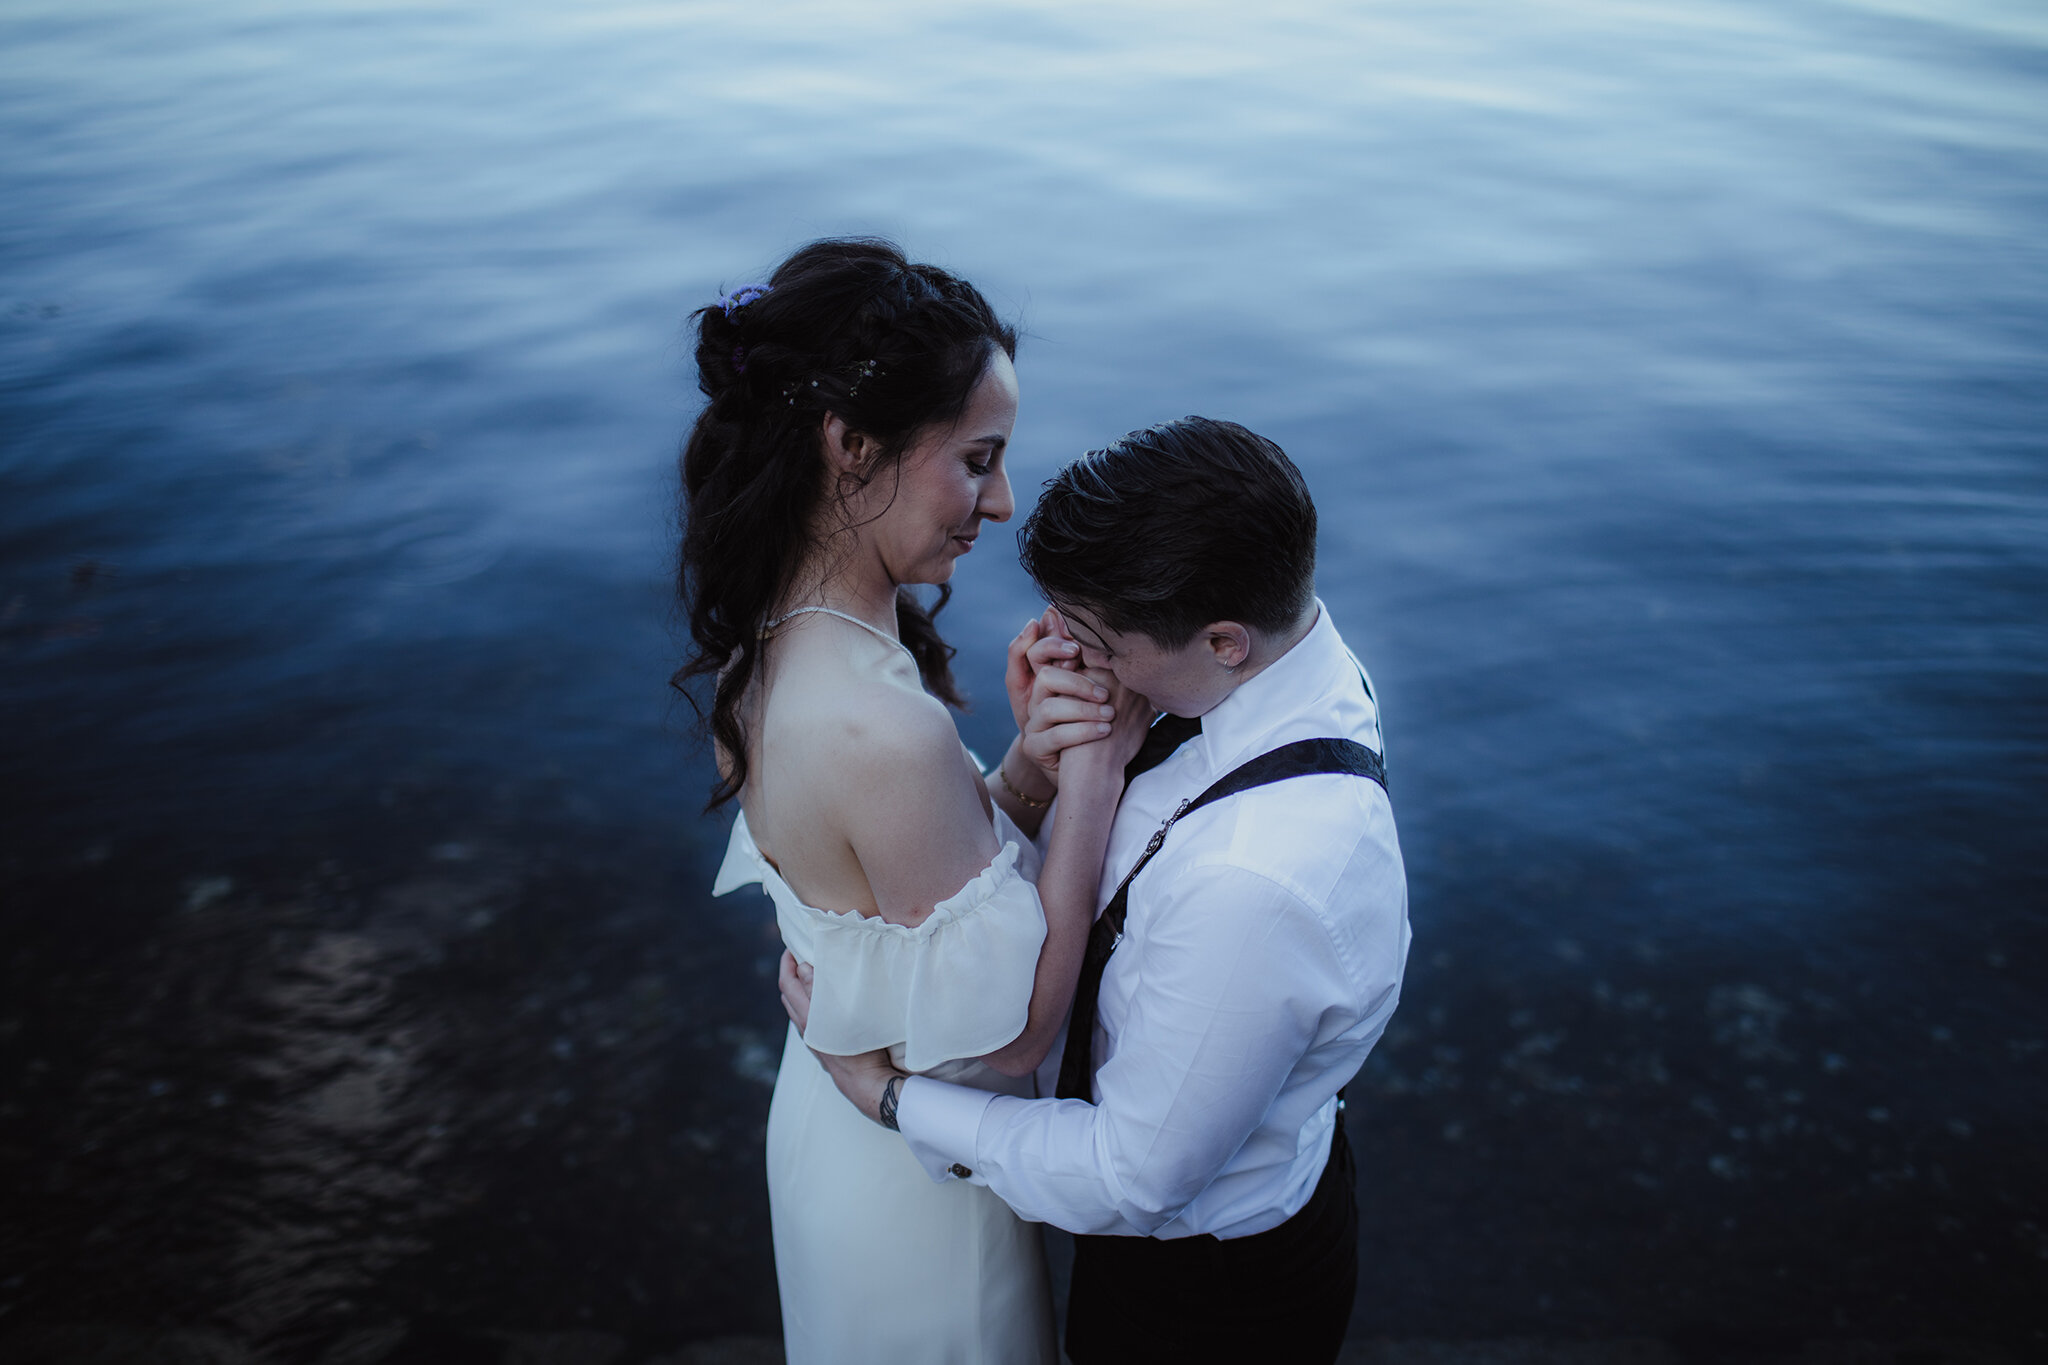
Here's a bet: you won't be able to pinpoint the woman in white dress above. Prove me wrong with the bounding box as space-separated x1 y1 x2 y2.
675 240 1147 1363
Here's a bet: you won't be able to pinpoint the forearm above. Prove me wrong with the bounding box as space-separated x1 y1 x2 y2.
900 1079 1208 1237
984 735 1055 839
814 1045 910 1129
918 868 1359 1234
979 757 1119 1077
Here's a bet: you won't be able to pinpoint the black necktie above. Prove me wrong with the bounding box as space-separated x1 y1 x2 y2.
1122 710 1202 789
1056 713 1202 1101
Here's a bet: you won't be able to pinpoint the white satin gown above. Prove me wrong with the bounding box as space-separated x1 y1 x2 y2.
714 805 1059 1365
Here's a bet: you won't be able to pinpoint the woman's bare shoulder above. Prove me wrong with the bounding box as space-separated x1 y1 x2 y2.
764 628 960 777
755 624 996 924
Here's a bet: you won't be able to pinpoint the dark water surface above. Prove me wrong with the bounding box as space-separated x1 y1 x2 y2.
3 0 2045 1359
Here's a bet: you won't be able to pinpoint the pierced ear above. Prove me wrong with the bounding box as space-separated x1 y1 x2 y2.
1206 622 1253 670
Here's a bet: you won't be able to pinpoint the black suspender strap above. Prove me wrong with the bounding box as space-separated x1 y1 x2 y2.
1052 737 1388 1102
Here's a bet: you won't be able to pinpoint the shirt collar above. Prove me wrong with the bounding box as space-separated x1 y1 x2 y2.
1194 598 1354 773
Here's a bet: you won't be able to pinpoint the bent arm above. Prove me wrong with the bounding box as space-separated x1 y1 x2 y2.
903 861 1395 1235
828 665 1138 1076
791 746 1111 1084
976 739 1123 1077
979 653 1150 1077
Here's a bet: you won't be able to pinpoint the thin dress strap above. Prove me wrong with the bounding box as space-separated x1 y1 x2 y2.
748 604 917 873
763 605 912 658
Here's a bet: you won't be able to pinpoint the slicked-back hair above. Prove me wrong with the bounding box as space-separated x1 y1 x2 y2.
1018 417 1317 649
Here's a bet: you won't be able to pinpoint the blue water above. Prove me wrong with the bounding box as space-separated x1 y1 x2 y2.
4 0 2045 1357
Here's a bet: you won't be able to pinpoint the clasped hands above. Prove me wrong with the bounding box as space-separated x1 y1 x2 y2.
994 606 1150 804
778 607 1152 1126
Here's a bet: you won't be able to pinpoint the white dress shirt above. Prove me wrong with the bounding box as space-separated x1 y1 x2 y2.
898 602 1410 1240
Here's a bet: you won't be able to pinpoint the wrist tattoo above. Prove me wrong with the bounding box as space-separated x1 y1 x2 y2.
878 1074 904 1132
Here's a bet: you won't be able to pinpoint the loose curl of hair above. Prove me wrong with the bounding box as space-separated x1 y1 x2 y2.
674 238 1018 810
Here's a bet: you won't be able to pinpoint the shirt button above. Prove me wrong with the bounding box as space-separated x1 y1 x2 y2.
949 1163 973 1179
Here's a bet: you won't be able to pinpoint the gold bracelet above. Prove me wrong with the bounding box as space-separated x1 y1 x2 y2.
997 758 1051 809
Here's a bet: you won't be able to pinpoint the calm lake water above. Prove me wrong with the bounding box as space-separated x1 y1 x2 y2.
3 0 2044 1359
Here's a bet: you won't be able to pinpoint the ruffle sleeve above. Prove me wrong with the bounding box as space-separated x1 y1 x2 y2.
713 810 1048 1074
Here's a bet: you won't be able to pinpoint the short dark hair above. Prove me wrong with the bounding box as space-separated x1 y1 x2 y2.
1018 417 1317 648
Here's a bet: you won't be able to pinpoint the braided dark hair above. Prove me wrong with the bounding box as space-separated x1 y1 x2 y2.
675 238 1019 810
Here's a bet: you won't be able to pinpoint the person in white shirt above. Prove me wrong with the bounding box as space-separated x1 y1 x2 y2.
790 416 1410 1362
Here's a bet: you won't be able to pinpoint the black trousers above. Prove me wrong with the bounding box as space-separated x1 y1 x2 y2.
1065 1116 1359 1363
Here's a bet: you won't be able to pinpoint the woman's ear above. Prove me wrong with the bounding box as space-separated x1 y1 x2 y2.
820 411 873 475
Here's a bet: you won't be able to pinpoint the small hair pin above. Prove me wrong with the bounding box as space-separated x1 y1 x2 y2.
731 344 749 374
718 283 772 319
847 359 881 399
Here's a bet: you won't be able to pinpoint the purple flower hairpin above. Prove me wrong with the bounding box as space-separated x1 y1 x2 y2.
718 283 772 319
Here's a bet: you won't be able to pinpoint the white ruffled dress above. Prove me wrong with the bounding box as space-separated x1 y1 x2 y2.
714 806 1059 1365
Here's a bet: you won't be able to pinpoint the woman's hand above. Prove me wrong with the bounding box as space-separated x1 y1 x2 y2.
1019 658 1124 783
1004 607 1079 737
1053 664 1152 787
778 949 814 1035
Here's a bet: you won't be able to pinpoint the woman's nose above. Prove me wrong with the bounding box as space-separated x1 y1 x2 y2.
981 470 1014 523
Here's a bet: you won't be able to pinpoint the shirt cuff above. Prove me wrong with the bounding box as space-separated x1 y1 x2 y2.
897 1075 996 1185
